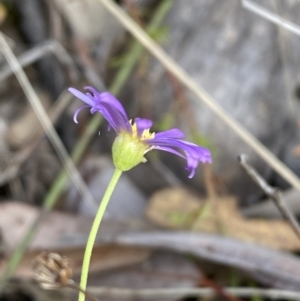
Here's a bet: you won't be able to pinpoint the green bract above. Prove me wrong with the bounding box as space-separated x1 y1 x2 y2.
112 133 148 171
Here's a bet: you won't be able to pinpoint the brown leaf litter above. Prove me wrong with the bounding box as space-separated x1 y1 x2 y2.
146 187 300 250
0 202 151 278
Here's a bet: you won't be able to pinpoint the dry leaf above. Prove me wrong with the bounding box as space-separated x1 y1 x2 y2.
0 202 92 250
0 202 154 250
146 187 300 250
0 245 150 279
117 231 300 290
0 202 151 278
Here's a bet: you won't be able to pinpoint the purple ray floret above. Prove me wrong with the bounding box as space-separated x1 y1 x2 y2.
68 87 131 132
69 87 212 178
143 127 212 178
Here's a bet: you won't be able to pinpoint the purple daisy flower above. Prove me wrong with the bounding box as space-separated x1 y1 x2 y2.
68 87 212 178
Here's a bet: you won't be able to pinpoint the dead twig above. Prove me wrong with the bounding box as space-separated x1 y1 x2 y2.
238 154 300 241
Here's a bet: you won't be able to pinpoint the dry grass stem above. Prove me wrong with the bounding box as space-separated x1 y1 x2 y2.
88 286 300 300
242 0 300 37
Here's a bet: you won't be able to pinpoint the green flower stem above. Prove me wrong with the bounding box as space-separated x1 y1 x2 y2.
79 168 122 301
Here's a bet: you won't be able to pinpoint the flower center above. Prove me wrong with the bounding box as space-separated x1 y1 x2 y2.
130 120 155 140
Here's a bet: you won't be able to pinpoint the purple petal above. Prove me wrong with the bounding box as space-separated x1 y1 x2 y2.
150 145 196 178
134 118 153 136
187 169 196 179
91 90 130 132
100 102 131 132
100 92 129 119
150 145 185 160
154 128 185 139
84 86 99 96
182 141 212 163
84 87 126 114
69 86 131 133
68 88 95 107
145 138 212 178
73 105 89 123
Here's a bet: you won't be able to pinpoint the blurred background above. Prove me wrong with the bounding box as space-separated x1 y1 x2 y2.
1 0 300 300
